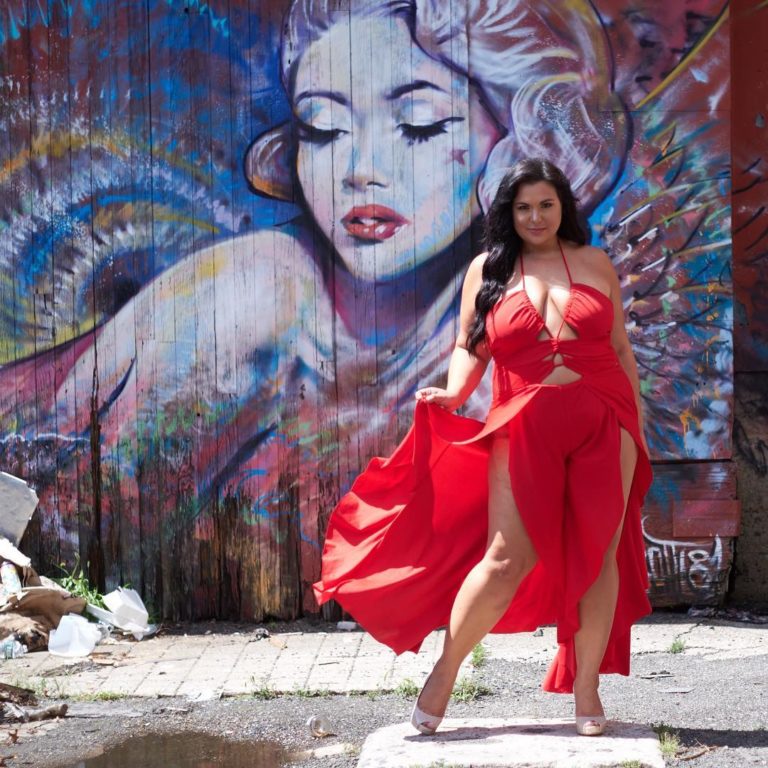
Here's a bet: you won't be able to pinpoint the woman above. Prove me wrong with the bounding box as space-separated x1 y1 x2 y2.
314 158 652 736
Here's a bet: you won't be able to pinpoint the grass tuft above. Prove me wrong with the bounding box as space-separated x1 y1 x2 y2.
250 677 279 700
293 686 332 698
470 643 487 668
668 637 686 654
71 691 125 702
394 678 420 697
653 723 681 757
451 677 491 702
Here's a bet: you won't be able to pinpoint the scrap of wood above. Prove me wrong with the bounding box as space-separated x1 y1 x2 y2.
1 702 67 723
678 744 713 761
26 704 68 722
0 683 37 707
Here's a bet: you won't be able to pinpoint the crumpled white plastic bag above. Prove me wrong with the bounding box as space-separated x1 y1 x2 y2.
48 613 102 657
86 587 156 640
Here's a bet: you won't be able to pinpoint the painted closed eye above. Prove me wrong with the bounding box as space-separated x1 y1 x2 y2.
398 117 462 145
296 121 347 146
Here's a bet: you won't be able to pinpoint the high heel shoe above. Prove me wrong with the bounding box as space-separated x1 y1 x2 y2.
410 674 444 735
575 715 607 736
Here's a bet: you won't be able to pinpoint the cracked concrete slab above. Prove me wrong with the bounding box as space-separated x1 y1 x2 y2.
356 718 665 768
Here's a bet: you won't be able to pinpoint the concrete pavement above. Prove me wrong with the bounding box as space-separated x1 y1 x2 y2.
0 614 765 767
1 615 764 701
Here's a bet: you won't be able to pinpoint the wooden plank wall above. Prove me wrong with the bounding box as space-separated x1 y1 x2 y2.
0 0 740 620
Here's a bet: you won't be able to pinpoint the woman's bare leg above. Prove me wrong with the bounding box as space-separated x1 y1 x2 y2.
572 428 638 717
416 433 538 718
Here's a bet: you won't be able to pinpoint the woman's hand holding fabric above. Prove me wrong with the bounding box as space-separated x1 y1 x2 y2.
414 387 462 411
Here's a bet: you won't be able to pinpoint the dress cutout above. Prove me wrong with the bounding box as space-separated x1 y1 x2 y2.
314 243 652 693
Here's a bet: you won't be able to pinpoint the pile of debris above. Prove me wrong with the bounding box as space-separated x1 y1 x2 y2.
0 472 83 654
0 472 155 723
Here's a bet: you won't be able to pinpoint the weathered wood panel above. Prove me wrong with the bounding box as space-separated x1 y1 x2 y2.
0 1 738 620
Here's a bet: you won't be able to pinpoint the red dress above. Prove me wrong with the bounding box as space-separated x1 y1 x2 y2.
313 248 652 693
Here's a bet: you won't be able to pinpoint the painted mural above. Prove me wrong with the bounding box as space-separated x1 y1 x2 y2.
0 1 732 619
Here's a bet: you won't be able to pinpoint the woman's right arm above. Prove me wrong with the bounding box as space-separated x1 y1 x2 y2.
415 253 490 411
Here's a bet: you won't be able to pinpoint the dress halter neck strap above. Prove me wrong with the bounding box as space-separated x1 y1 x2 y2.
559 239 574 286
520 239 573 288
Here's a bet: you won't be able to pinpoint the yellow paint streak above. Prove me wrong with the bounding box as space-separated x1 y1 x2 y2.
153 210 219 234
655 200 720 226
674 240 731 259
679 409 701 435
619 179 723 221
532 73 582 88
664 282 730 297
1 128 211 185
635 7 729 109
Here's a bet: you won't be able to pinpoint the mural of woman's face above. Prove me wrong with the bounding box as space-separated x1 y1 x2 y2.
293 14 500 280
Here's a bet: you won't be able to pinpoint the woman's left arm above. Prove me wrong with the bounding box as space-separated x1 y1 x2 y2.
602 250 649 456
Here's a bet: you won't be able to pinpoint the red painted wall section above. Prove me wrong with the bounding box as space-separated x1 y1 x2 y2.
731 0 768 602
732 0 768 370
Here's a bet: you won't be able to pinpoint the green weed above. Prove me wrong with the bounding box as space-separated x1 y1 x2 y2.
451 677 491 702
54 555 106 609
470 643 487 668
293 686 332 698
248 676 279 699
71 690 125 702
394 678 420 697
653 723 681 757
668 638 686 654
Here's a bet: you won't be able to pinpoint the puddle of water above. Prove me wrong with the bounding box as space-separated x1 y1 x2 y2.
66 732 290 767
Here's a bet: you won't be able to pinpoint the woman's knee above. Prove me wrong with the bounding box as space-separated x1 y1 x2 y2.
480 551 536 593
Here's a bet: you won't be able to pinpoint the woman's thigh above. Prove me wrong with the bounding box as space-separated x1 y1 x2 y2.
486 433 538 569
608 427 639 548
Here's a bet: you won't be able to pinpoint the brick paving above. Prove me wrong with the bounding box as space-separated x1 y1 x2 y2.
1 616 764 701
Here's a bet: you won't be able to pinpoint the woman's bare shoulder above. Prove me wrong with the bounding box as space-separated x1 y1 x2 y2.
467 251 489 276
460 252 488 294
570 243 614 275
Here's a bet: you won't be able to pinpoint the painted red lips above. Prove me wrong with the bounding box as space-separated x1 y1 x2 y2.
341 205 410 242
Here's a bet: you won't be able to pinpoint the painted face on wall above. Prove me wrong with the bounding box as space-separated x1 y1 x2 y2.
293 14 500 281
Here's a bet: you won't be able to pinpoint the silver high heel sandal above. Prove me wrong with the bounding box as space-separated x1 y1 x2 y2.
410 674 444 735
575 715 607 736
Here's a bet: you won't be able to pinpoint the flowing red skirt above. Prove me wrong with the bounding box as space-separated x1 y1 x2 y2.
314 376 652 693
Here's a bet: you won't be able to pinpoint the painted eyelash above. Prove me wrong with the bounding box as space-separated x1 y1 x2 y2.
296 117 461 146
296 122 346 146
399 118 459 145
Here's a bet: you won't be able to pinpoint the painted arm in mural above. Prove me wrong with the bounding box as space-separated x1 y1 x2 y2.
48 230 329 446
415 254 489 411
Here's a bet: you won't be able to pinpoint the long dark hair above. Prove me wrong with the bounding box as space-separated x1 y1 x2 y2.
467 158 587 355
